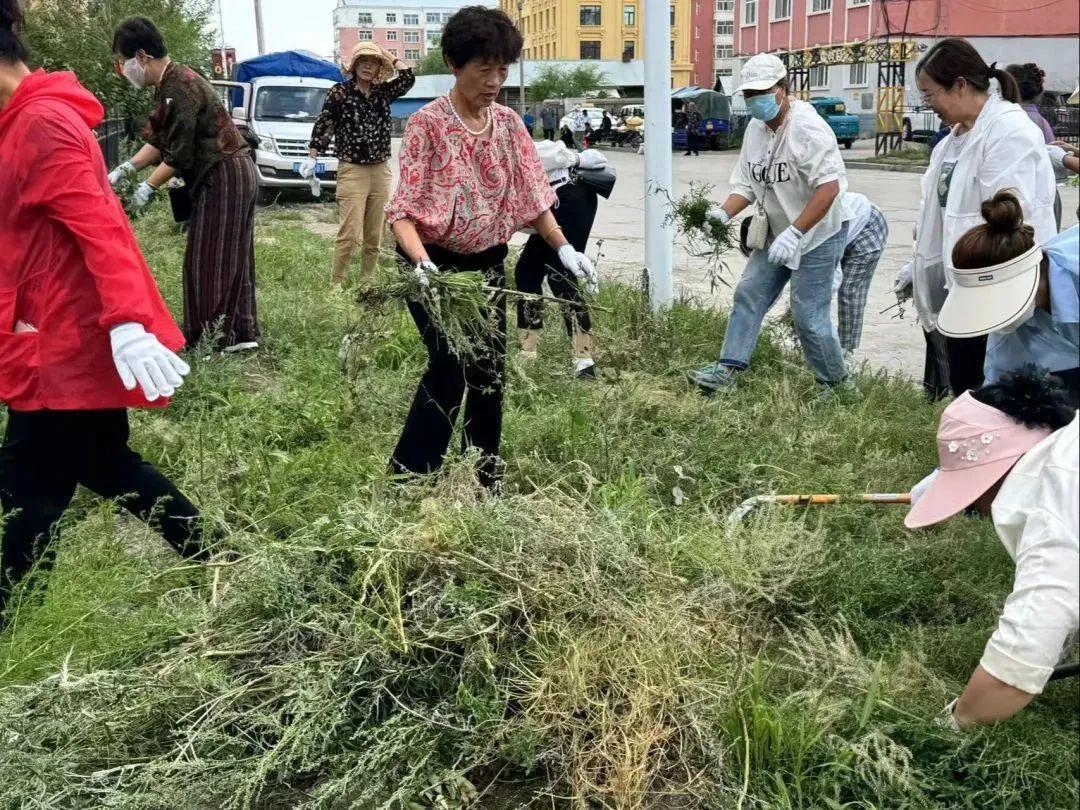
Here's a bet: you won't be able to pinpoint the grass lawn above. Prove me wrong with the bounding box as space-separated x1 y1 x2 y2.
0 207 1076 808
856 146 932 167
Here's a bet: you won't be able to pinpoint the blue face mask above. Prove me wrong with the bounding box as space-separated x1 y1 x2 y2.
747 91 781 122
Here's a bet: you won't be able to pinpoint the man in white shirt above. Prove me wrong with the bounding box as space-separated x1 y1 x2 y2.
906 370 1079 730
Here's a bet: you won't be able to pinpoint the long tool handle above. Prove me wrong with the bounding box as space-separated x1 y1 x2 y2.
728 493 912 525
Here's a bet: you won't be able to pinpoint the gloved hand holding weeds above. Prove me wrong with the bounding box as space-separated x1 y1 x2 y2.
108 160 136 189
894 262 914 304
558 245 598 295
131 180 157 210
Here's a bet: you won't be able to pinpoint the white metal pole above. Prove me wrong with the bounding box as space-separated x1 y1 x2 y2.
253 0 267 55
643 0 673 310
518 0 527 116
217 0 226 48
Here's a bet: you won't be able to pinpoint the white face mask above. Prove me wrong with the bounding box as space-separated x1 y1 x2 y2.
122 56 148 89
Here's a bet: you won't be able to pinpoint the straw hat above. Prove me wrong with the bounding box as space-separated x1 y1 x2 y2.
347 42 395 82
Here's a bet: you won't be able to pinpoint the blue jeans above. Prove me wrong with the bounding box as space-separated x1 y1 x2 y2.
719 224 849 385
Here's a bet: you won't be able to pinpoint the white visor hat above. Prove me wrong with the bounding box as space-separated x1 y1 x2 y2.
937 243 1043 338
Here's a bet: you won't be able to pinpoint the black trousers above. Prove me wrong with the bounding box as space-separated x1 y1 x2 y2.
685 129 700 155
0 409 203 614
922 329 987 400
516 181 598 336
543 127 556 141
391 243 508 488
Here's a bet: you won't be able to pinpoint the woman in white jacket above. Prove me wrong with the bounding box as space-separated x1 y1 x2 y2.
896 38 1057 400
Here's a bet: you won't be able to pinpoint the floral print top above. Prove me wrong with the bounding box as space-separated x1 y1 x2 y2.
386 97 557 255
309 69 415 165
144 63 249 192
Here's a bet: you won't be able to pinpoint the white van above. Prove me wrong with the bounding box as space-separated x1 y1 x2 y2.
213 76 340 193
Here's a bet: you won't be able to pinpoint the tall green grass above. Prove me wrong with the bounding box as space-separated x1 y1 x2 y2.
0 206 1076 808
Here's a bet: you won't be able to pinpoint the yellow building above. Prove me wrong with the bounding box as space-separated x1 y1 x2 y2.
502 0 693 88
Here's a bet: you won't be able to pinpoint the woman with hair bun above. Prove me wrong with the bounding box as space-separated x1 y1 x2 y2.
1005 63 1055 142
940 190 1078 407
894 38 1057 400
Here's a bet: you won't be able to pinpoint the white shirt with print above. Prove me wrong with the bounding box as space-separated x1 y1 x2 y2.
729 98 848 269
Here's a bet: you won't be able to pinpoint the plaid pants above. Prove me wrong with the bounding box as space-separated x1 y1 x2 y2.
837 206 889 351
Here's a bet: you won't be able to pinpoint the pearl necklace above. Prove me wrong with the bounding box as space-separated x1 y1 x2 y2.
445 93 491 136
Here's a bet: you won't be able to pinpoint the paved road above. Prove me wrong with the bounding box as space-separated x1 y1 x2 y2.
352 139 1078 382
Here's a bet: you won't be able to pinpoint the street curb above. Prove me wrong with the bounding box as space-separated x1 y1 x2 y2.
844 161 927 174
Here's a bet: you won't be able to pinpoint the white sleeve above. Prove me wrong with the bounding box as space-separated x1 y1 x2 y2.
790 124 846 188
977 126 1057 242
729 147 756 203
980 464 1080 694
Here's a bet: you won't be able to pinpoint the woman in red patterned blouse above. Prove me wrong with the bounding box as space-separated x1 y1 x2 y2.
386 6 596 490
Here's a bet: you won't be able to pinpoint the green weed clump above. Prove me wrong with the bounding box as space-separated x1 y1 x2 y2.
0 206 1076 809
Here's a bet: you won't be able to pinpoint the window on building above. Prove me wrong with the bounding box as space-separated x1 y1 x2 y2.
385 12 396 23
670 5 676 25
715 67 733 77
809 65 830 87
743 0 757 25
443 12 453 21
716 19 733 35
580 40 601 59
848 62 867 86
623 40 635 58
358 30 373 41
387 30 398 40
403 13 419 25
405 49 421 60
623 4 636 25
715 44 733 58
811 0 832 11
580 5 602 25
716 0 733 9
357 12 373 24
426 12 441 23
670 40 675 60
405 31 420 43
849 0 869 5
771 0 791 19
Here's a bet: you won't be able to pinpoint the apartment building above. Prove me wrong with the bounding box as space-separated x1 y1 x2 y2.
712 0 739 90
333 0 496 65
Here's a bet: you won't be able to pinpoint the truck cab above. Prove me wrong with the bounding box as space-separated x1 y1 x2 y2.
809 96 860 149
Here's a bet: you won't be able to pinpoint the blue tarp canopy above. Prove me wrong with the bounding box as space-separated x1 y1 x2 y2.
670 88 731 121
235 51 344 84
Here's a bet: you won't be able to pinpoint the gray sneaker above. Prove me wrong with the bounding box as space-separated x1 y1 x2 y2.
686 362 736 393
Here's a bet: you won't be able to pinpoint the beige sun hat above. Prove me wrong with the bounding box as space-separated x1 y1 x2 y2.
347 42 395 81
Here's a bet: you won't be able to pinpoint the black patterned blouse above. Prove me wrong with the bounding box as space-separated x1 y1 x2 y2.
308 68 415 165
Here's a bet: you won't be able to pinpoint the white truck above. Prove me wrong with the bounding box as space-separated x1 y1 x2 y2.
212 51 344 198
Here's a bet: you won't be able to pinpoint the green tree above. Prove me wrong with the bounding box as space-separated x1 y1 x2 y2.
527 64 607 103
414 35 449 76
23 0 214 117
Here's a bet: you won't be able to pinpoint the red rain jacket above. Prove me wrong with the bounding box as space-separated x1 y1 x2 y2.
0 71 184 412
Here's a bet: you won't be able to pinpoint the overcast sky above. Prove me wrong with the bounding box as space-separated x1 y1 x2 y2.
214 0 340 62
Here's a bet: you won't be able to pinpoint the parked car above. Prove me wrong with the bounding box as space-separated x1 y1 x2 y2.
809 97 860 149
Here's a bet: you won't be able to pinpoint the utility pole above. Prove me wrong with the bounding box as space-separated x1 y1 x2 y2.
518 0 527 116
643 0 674 309
253 0 267 55
217 0 226 48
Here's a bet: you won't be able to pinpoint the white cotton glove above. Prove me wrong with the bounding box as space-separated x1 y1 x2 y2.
110 322 190 402
413 260 438 289
108 161 136 189
705 207 731 232
909 468 939 505
1047 144 1067 171
557 244 598 295
894 262 914 303
297 156 319 179
131 181 157 210
767 225 803 266
575 149 608 170
935 698 963 733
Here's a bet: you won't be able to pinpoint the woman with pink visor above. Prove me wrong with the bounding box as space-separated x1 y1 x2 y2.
906 369 1077 730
